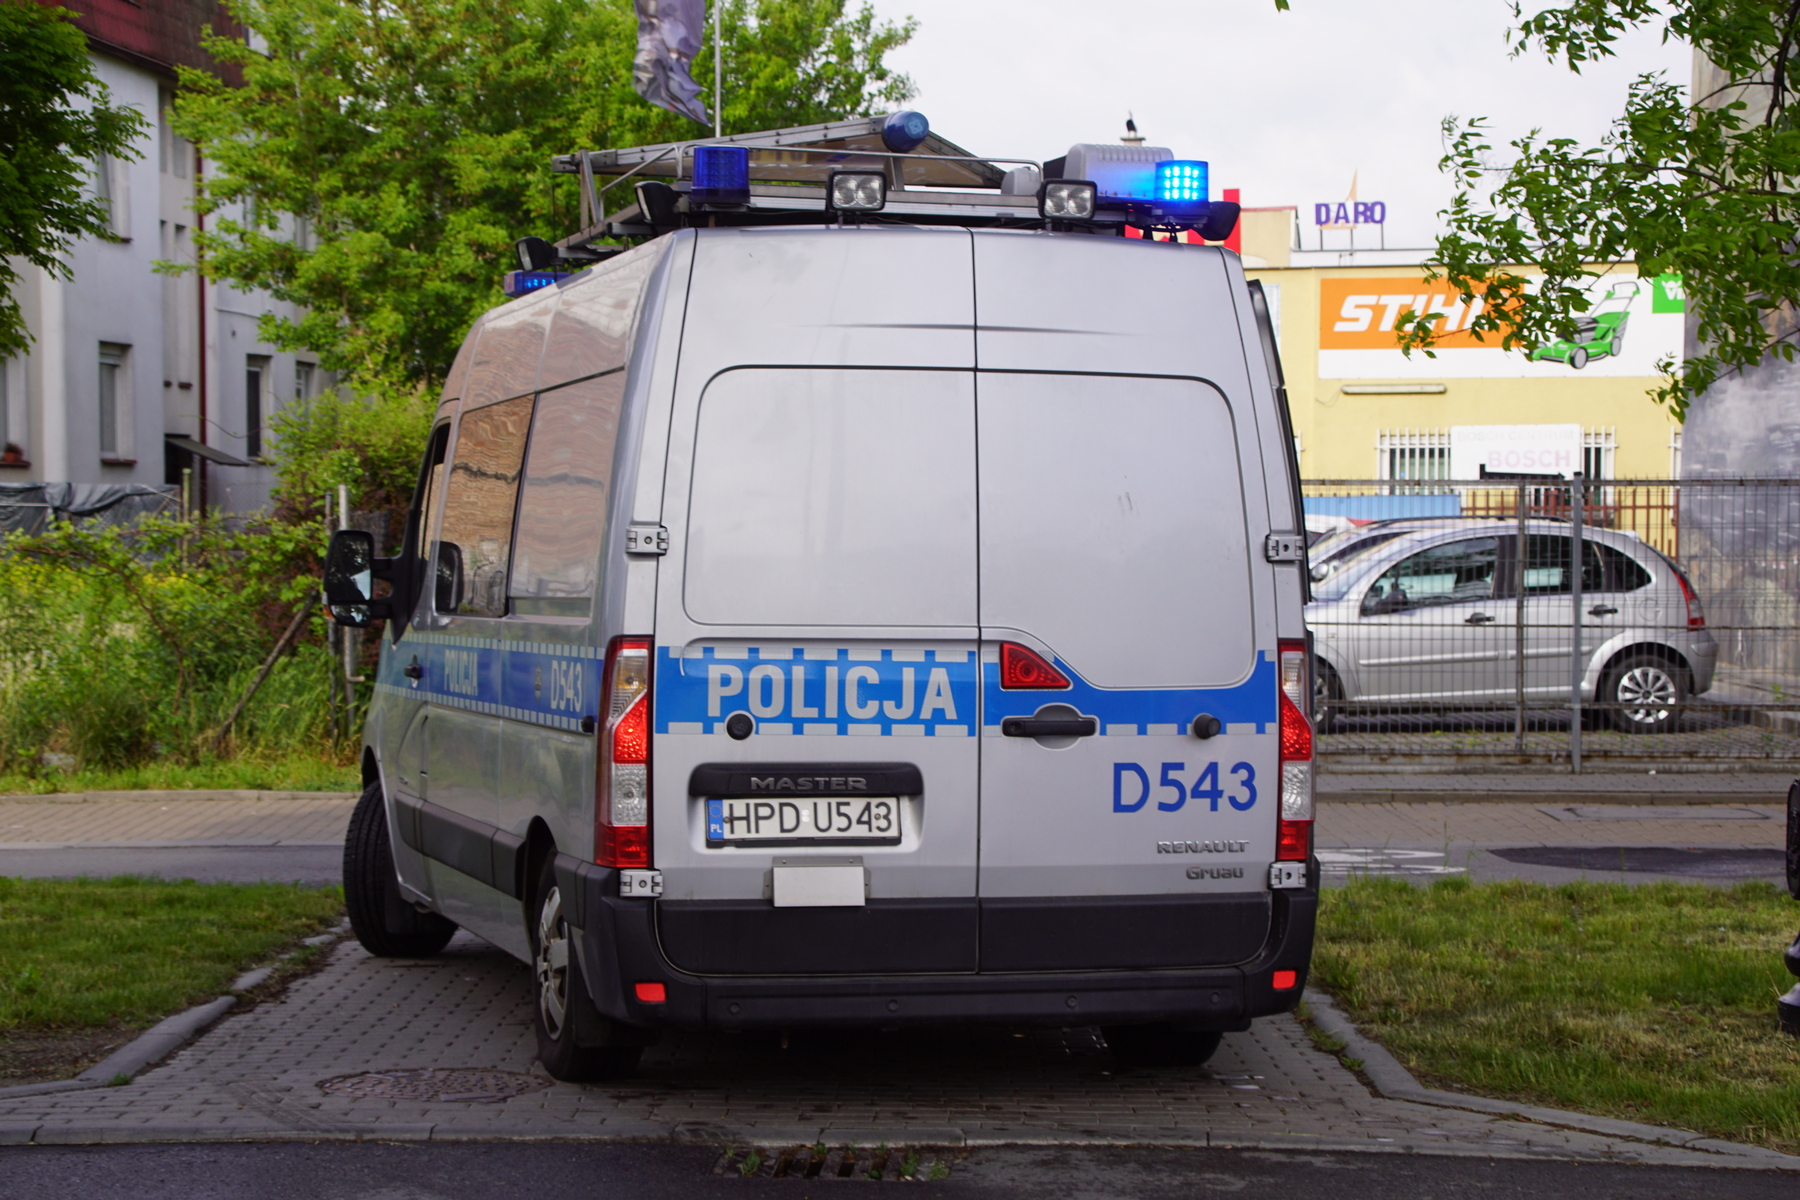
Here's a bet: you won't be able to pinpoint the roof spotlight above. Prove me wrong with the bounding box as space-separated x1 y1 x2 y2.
1037 179 1097 222
826 171 887 213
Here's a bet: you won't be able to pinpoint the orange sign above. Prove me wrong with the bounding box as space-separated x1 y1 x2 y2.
1318 278 1504 350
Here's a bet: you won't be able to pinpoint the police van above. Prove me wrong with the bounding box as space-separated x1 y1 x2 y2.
322 114 1318 1081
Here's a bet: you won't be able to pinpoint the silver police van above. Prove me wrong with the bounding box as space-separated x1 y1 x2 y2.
322 115 1318 1081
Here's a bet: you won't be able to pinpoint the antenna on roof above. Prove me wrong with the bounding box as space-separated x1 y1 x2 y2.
1122 113 1144 146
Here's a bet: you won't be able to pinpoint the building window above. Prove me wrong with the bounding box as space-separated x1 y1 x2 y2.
1582 427 1616 480
245 357 270 460
1376 427 1451 489
1669 427 1683 479
295 362 314 406
1 357 23 466
98 343 129 459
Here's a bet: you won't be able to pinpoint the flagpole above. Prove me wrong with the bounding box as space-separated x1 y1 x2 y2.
713 1 722 137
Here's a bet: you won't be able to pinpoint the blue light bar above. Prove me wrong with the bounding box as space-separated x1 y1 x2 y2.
502 270 566 298
692 144 750 204
881 110 930 154
1155 160 1209 209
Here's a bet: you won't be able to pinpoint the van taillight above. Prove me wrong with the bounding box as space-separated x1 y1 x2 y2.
1276 639 1313 863
597 637 652 869
999 642 1071 689
1675 570 1706 629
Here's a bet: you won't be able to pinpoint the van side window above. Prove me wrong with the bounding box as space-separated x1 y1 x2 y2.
437 395 533 617
509 373 626 607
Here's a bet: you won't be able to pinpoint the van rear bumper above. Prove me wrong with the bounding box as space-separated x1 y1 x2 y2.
558 858 1315 1032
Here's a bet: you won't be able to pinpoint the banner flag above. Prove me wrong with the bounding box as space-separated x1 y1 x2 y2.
633 0 710 126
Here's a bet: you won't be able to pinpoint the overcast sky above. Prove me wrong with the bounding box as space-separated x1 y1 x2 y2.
870 0 1689 250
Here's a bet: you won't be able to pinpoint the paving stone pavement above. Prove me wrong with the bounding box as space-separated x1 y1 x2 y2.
0 931 1791 1166
0 793 356 848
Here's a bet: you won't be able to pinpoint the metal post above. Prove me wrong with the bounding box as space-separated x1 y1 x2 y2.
713 0 722 138
338 483 356 742
1570 472 1585 774
1515 481 1527 752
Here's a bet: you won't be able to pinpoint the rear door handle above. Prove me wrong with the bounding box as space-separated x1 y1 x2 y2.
1001 717 1098 738
1588 605 1619 617
1465 612 1495 625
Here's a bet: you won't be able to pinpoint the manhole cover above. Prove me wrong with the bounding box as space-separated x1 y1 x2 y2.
318 1068 551 1104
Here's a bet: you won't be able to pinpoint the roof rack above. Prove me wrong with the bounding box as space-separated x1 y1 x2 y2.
550 116 1052 253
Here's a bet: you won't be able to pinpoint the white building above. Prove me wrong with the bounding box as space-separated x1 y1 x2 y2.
5 0 331 515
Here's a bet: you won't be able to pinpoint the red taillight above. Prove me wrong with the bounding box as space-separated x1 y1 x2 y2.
1675 570 1705 629
1000 642 1071 689
1276 639 1313 864
597 636 652 869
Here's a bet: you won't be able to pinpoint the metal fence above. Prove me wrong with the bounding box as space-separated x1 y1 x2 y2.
1303 477 1800 770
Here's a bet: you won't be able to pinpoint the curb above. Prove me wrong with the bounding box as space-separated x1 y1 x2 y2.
1318 791 1780 806
1302 989 1800 1168
0 926 347 1103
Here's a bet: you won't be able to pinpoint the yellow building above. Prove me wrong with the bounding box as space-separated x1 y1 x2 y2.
1236 210 1684 483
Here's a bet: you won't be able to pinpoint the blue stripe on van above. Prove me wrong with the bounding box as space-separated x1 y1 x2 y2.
654 645 977 738
377 630 601 732
983 651 1279 736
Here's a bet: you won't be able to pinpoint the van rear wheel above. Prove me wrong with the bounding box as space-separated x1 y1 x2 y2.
1101 1023 1224 1068
343 781 457 958
530 856 644 1082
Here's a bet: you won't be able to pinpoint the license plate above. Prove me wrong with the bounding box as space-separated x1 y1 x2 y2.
705 797 902 845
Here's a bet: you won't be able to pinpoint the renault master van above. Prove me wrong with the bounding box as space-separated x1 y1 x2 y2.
322 115 1318 1081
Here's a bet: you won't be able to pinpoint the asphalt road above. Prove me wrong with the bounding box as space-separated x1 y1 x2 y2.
0 1142 1789 1199
0 844 342 885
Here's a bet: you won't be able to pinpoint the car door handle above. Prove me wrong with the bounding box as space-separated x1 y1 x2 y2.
1001 717 1098 738
1464 613 1495 625
1588 605 1619 617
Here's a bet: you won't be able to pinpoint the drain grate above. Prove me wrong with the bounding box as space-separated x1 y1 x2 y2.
713 1145 950 1182
318 1068 552 1104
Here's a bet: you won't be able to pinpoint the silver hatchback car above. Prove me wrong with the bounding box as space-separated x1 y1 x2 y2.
1306 521 1718 733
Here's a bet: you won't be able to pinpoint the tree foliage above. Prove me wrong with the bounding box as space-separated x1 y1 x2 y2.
0 2 148 360
171 0 915 400
1395 1 1800 420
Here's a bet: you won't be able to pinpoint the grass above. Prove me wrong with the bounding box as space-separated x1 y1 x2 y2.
1315 875 1800 1152
0 876 344 1030
0 752 359 796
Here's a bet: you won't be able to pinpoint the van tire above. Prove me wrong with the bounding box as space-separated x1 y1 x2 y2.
530 856 644 1082
1101 1023 1224 1068
343 781 457 958
1601 652 1687 734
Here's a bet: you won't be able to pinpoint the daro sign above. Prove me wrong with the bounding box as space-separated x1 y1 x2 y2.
1315 200 1386 226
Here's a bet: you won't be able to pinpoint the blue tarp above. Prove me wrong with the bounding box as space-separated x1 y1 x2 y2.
1304 494 1461 521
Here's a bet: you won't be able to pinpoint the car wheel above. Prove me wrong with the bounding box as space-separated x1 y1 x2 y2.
530 856 644 1082
1314 658 1343 734
1602 653 1687 734
343 780 458 958
1102 1023 1224 1068
1569 347 1589 369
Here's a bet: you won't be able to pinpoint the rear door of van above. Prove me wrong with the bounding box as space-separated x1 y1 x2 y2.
971 233 1282 972
648 228 982 976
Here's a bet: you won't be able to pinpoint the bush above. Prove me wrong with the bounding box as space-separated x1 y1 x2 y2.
0 515 345 775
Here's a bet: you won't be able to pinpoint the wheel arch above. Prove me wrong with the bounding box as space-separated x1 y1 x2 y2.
1598 641 1693 689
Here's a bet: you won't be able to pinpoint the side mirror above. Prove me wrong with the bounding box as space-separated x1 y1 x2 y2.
434 541 464 613
323 530 379 627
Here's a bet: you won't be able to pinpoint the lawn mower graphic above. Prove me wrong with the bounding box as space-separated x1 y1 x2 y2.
1530 279 1642 369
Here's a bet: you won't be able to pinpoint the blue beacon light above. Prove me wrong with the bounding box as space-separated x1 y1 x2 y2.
692 144 751 204
1154 160 1209 210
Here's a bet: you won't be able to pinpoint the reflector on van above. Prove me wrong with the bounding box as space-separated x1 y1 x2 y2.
999 642 1071 689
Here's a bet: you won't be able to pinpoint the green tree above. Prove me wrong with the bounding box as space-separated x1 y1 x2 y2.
1389 1 1800 419
0 2 148 360
171 0 915 402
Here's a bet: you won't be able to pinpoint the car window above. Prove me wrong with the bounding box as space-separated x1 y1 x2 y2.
1361 537 1499 615
1518 535 1649 595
